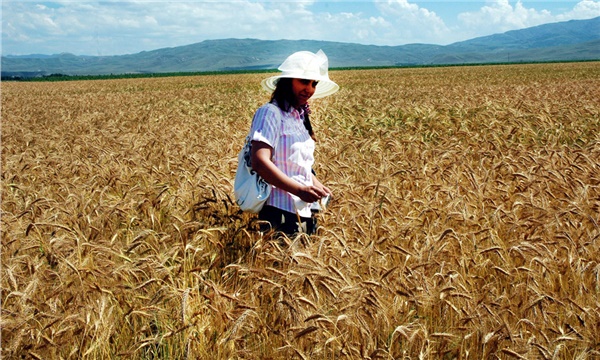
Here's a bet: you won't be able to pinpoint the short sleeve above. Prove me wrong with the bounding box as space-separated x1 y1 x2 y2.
250 103 281 149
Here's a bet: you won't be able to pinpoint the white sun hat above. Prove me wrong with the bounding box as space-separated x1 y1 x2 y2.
261 49 339 99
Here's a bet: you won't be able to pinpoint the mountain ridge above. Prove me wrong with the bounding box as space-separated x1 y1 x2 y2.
2 16 599 78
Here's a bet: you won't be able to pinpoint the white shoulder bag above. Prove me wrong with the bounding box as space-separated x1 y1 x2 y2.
233 136 272 213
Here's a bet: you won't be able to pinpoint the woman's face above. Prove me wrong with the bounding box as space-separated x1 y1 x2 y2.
291 78 318 106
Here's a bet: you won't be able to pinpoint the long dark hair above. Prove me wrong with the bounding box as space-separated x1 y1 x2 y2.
270 78 314 138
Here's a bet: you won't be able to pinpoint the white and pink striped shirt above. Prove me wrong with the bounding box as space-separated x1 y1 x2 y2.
250 102 315 217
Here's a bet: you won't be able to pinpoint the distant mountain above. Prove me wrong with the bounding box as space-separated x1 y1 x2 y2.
4 54 55 59
2 16 599 78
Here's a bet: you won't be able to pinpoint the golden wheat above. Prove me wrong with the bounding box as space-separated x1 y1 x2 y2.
2 62 599 359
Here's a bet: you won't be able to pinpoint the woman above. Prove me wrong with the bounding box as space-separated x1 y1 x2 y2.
249 49 339 236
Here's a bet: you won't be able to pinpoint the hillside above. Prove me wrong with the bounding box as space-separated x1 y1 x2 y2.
2 16 599 78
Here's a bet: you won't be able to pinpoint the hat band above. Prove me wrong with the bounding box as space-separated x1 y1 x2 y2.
279 70 327 81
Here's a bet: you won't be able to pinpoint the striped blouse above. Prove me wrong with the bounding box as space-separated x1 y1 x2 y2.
250 102 315 217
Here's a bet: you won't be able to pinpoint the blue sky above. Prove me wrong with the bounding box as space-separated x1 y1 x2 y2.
2 0 599 56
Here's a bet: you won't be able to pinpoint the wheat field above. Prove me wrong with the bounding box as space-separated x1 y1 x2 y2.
2 62 599 359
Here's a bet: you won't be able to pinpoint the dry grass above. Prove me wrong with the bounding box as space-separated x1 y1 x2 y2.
2 62 599 359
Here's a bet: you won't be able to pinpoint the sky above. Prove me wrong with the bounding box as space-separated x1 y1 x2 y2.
2 0 600 56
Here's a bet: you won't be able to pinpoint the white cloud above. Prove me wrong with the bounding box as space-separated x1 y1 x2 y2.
458 0 551 29
1 0 598 55
457 0 600 39
558 0 600 19
374 0 450 44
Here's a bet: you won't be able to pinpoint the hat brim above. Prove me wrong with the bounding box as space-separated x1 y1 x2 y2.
261 75 340 99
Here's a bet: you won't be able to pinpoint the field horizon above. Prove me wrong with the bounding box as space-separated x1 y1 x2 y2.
2 62 599 359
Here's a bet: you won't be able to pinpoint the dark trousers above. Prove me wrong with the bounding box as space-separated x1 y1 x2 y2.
258 205 317 236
